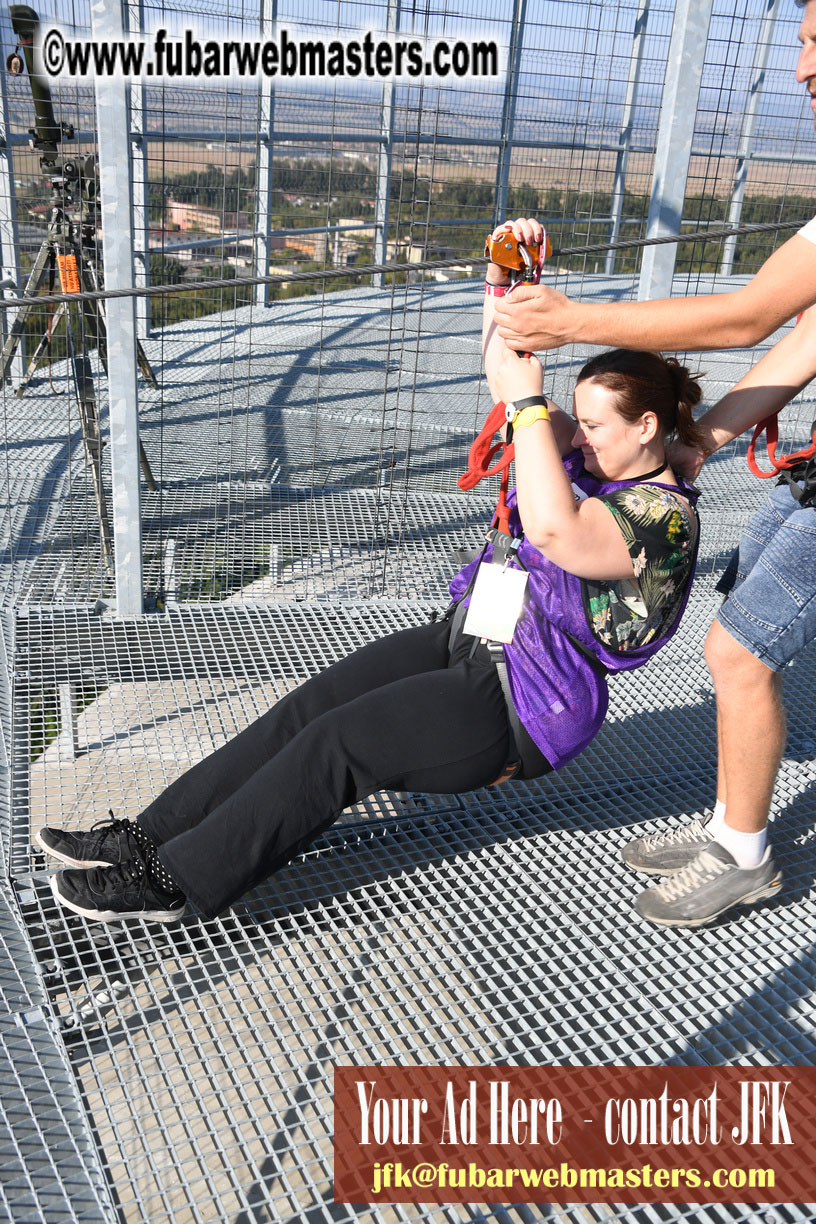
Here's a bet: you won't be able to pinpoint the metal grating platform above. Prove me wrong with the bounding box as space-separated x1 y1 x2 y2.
2 281 816 1222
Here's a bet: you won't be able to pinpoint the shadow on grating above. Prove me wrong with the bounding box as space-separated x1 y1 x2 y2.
8 594 816 1222
2 286 816 1222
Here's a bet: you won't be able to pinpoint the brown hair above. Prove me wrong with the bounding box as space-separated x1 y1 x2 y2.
576 349 704 449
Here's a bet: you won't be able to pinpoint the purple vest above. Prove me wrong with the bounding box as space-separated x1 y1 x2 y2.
449 450 700 769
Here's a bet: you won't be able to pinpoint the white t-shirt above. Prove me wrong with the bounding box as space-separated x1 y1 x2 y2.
798 216 816 244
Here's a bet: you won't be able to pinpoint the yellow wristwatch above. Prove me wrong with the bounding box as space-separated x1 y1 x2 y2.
505 396 550 441
513 402 550 430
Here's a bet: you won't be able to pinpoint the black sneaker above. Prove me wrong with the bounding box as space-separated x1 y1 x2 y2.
51 856 186 924
35 811 141 869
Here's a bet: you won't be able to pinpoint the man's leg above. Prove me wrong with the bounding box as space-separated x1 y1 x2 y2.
708 484 798 839
621 482 800 879
634 485 816 925
705 620 786 836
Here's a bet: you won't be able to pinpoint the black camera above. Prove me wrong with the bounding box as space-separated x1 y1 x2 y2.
7 5 73 163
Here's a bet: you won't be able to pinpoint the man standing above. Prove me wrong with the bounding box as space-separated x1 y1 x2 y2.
494 0 816 927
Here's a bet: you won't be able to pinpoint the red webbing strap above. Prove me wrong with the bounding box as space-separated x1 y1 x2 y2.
747 413 816 478
461 224 549 531
457 399 515 534
747 313 816 478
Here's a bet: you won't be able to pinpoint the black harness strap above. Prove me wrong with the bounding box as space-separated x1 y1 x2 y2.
484 642 523 783
777 456 816 509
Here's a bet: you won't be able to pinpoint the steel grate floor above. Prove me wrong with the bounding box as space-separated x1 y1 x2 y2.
1 279 815 1222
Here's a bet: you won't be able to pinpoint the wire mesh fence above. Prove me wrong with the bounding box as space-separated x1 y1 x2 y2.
0 0 816 1221
0 0 814 612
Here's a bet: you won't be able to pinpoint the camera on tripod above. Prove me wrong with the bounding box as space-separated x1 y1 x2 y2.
0 4 158 565
7 5 73 166
7 6 99 216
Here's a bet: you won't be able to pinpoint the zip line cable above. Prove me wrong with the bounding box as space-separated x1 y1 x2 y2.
0 216 805 311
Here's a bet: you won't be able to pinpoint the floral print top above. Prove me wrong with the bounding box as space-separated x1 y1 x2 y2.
581 484 698 652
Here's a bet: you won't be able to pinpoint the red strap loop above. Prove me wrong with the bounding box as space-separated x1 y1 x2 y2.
457 401 514 489
747 313 816 478
457 399 515 534
461 225 549 531
747 413 816 478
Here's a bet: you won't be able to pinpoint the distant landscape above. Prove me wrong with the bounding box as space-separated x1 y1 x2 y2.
6 48 816 338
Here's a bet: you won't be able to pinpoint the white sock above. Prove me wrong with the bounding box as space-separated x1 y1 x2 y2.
713 821 768 869
709 799 726 834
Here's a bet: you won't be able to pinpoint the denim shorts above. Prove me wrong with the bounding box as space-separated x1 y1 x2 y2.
716 479 816 672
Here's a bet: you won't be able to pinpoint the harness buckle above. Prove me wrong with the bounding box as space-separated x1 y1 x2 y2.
487 527 521 568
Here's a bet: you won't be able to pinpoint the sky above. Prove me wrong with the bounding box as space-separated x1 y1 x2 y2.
4 0 814 162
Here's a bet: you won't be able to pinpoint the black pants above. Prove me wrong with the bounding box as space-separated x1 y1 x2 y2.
138 619 550 918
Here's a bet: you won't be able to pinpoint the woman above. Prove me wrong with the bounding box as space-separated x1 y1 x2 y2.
39 218 702 924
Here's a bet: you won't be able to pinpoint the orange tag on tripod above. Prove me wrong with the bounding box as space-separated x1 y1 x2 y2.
56 255 81 294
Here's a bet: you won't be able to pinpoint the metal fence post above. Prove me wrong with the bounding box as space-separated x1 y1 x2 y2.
255 0 276 306
92 0 144 616
605 0 651 276
720 0 781 277
0 48 22 382
0 610 13 877
127 0 149 337
372 0 399 288
637 0 714 301
494 0 527 227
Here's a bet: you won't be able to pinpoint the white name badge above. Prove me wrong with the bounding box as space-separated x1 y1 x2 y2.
462 562 529 644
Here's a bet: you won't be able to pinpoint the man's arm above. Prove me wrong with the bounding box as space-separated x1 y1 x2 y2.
494 231 816 353
668 304 816 481
697 304 816 452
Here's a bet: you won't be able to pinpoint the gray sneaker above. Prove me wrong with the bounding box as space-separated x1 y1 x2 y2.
635 843 782 928
622 814 713 875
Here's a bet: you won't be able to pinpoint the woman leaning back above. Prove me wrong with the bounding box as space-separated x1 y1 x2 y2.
39 216 702 925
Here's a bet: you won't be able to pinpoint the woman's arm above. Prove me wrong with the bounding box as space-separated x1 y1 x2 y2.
482 218 575 455
493 348 635 582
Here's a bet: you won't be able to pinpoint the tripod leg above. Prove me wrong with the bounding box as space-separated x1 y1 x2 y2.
139 439 156 491
0 240 54 388
64 299 113 569
14 303 67 398
90 287 159 390
82 282 103 357
136 337 159 389
82 256 159 488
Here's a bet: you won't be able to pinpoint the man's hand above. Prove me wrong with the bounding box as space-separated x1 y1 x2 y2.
495 284 575 351
666 438 707 483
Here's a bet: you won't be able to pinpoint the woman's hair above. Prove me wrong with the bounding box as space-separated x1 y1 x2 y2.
575 348 704 449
